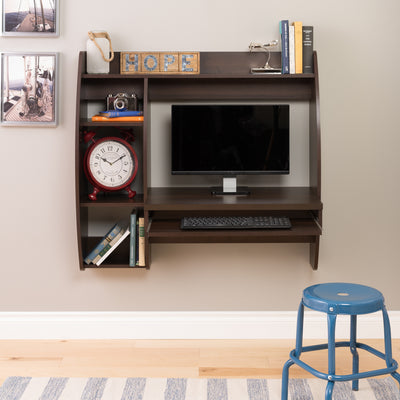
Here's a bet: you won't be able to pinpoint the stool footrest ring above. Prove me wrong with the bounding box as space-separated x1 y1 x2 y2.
290 343 399 382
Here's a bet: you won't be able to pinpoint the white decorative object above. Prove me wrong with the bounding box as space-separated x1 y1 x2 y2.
86 31 114 74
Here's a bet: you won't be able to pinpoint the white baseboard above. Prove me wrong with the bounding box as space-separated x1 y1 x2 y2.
0 311 399 340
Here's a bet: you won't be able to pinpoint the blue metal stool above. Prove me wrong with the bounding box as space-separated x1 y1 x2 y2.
281 283 400 399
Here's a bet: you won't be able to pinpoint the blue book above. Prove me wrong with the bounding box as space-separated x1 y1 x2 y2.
129 210 137 267
99 110 143 118
280 20 290 74
84 223 122 264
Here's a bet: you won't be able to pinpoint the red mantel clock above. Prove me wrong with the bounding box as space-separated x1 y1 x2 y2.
83 131 138 200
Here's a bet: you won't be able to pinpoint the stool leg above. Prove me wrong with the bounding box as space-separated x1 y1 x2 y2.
382 305 394 367
281 359 294 400
382 306 400 387
295 301 305 357
350 314 359 391
281 301 304 400
325 313 337 400
325 381 334 400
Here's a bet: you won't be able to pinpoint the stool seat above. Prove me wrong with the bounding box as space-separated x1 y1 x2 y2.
281 282 400 400
303 282 384 315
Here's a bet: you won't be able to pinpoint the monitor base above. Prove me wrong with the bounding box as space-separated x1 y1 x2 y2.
211 186 250 196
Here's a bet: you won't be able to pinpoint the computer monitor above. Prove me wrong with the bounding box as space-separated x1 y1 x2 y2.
171 104 289 194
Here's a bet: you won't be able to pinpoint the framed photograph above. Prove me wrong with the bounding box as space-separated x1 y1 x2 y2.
1 52 58 126
2 0 59 36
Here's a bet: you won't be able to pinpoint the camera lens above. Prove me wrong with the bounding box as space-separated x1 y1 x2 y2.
114 97 128 111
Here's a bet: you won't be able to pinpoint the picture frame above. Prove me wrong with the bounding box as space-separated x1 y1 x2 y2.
1 52 58 126
2 0 59 37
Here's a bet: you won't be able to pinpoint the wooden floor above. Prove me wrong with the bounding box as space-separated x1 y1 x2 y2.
0 339 399 385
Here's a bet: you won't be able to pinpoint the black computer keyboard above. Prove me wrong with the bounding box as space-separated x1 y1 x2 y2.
180 216 291 230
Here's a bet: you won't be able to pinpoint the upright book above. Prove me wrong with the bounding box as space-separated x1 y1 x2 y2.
302 26 314 74
292 21 303 73
289 25 295 74
138 217 145 267
279 20 290 74
129 210 138 267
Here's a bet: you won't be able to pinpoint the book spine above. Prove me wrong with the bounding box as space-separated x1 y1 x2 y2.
302 26 314 74
129 211 137 267
138 217 145 267
293 21 303 73
95 229 130 266
93 231 123 265
84 224 122 264
91 115 144 122
135 219 139 266
289 25 295 74
280 20 290 74
100 110 143 117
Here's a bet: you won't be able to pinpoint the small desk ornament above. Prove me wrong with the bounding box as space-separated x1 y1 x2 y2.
248 40 280 74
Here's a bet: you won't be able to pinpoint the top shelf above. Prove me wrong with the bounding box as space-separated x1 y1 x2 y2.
79 51 316 80
81 72 315 80
78 52 318 102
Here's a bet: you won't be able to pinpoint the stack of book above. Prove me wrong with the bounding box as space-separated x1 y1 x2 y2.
91 110 144 122
84 211 145 267
280 20 314 75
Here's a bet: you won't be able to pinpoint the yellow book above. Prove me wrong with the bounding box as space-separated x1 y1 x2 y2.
138 217 145 267
292 21 303 73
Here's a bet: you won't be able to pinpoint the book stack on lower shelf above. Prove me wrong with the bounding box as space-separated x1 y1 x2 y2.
84 211 145 267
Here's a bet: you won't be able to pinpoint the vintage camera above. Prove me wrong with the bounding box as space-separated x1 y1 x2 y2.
107 92 138 111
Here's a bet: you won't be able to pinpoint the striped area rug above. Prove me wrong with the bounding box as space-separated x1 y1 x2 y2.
0 376 399 399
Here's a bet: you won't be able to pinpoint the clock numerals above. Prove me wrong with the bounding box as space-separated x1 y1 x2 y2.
88 139 136 189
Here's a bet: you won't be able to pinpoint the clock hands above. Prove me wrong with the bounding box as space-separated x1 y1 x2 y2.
100 154 127 166
110 154 126 165
100 157 112 165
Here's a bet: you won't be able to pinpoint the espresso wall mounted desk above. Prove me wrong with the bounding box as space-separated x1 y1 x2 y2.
76 51 322 270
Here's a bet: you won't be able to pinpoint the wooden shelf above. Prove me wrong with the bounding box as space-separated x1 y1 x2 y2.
148 218 321 244
146 187 322 211
76 51 322 270
80 193 145 208
80 237 146 269
146 187 322 265
79 119 144 128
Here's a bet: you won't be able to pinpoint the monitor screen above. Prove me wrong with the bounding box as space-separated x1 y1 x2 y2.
171 104 289 175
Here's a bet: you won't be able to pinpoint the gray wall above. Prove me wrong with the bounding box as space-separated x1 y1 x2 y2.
1 0 399 311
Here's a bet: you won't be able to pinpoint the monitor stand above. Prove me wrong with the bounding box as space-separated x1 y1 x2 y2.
211 177 250 196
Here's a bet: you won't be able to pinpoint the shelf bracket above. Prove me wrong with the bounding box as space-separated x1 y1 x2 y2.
309 237 320 270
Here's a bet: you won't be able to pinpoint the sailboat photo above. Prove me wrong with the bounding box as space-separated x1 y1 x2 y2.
2 0 58 36
1 53 58 126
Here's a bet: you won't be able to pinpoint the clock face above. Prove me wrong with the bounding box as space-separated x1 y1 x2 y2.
87 138 137 190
